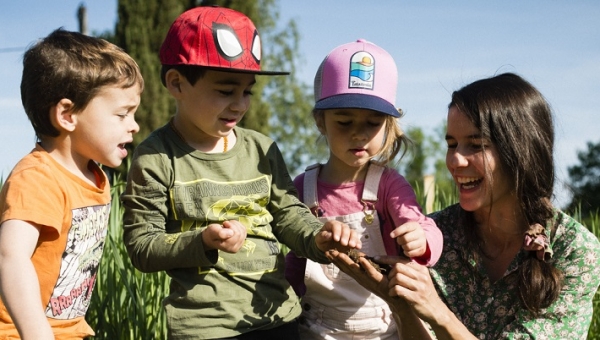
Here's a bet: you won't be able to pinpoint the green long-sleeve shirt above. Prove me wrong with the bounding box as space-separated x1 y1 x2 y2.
122 125 326 339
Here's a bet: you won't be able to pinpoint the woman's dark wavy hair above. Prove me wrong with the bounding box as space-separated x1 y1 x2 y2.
450 72 563 315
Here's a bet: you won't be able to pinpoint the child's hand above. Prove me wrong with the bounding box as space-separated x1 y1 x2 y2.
391 221 427 258
315 220 361 253
202 220 247 253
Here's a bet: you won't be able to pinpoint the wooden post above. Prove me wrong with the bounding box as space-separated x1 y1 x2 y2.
77 3 88 35
423 174 435 214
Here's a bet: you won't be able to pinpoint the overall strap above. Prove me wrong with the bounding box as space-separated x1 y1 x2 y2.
303 163 321 209
362 164 384 202
361 164 384 224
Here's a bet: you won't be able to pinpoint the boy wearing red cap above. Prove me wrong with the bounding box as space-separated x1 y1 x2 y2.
122 6 361 339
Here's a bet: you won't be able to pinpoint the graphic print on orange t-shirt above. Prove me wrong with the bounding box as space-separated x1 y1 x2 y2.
44 203 110 319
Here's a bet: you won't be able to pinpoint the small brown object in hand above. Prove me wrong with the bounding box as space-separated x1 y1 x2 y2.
347 249 390 274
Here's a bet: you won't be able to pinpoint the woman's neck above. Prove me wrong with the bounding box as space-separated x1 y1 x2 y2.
474 205 526 281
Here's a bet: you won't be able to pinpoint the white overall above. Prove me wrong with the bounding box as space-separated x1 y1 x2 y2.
298 164 399 340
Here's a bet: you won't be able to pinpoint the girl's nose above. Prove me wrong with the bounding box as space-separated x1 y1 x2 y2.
351 126 369 141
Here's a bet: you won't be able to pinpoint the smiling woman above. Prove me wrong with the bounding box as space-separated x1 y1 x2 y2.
328 72 600 340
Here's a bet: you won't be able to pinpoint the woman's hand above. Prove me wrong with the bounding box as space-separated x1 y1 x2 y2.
375 255 447 324
327 250 437 340
326 249 391 301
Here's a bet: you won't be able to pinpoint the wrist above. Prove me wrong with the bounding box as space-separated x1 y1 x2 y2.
200 230 214 251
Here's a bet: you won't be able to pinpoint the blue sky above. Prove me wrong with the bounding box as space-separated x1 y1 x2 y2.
1 1 599 207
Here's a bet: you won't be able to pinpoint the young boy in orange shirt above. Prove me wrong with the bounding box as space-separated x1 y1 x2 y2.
0 29 143 339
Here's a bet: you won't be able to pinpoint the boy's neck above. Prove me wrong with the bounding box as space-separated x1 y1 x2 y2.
170 117 233 153
38 139 99 187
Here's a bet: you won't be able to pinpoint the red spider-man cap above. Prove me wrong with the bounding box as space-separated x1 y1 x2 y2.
160 6 288 75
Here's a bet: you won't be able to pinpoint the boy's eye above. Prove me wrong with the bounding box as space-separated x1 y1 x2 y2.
244 90 254 96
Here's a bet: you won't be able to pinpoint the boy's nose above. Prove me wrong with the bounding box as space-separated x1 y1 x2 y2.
130 119 140 134
230 95 250 113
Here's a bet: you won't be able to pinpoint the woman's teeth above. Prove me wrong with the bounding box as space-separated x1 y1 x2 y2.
456 177 482 189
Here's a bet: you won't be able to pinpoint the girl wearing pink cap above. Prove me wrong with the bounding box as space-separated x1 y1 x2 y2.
285 39 443 339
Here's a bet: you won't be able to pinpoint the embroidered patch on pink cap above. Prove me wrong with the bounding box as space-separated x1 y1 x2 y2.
314 39 399 117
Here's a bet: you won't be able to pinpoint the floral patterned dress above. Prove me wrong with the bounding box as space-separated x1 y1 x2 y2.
429 204 600 339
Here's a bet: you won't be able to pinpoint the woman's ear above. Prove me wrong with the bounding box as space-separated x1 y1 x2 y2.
165 69 184 98
50 98 76 132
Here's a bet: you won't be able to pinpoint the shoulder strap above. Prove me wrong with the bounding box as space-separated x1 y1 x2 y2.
362 164 385 202
303 163 320 208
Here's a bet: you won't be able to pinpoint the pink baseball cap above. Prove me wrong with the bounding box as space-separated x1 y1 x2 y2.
314 39 399 117
160 6 288 75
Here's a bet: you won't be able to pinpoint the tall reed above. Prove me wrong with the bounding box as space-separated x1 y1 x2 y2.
87 178 169 339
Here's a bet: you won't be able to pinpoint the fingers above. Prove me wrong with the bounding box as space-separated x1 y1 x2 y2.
390 221 421 239
326 249 360 269
203 221 247 253
222 220 246 235
318 221 362 251
329 221 357 246
392 222 427 258
357 257 385 280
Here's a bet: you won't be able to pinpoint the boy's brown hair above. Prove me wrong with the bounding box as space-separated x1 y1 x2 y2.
20 28 144 139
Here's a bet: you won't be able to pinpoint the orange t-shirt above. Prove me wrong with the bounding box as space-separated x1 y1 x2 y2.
0 145 110 339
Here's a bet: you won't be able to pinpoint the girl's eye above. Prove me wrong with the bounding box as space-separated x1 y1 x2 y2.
368 121 383 127
218 90 233 96
337 121 351 126
244 90 254 96
446 142 457 149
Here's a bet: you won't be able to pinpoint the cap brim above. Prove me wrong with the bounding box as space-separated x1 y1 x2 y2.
314 94 399 117
201 65 289 75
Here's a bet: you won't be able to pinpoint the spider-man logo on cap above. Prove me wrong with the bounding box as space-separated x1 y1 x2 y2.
160 6 288 75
